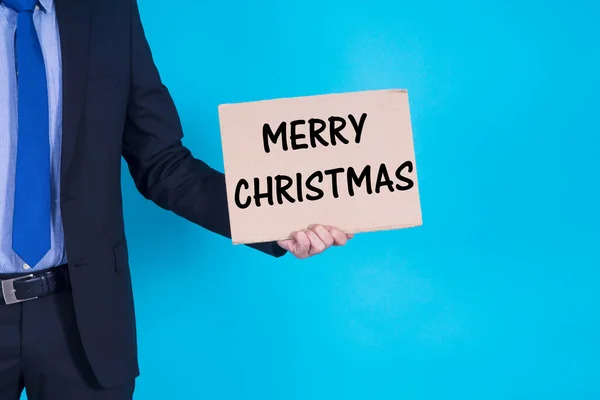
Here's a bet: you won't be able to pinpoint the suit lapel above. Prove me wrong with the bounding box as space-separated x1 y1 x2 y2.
55 0 90 182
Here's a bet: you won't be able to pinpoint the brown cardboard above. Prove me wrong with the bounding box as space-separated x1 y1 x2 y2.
218 89 422 244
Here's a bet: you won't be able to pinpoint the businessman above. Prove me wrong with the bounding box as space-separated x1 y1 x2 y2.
0 0 353 398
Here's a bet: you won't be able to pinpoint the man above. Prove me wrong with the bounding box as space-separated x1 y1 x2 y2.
0 0 353 398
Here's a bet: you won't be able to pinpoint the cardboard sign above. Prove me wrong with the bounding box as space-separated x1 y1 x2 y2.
218 89 422 244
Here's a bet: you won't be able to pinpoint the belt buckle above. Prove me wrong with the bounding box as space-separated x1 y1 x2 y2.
1 274 37 305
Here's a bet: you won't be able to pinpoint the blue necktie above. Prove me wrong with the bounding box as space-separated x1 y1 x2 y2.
5 0 51 268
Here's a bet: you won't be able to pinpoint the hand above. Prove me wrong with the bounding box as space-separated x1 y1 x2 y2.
277 225 354 259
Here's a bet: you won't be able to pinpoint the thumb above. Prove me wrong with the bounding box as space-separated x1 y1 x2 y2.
277 239 294 252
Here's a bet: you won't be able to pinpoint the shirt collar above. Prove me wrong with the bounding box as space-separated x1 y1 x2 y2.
38 0 53 11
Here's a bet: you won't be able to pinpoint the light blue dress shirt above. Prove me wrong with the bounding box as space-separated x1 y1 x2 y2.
0 0 67 273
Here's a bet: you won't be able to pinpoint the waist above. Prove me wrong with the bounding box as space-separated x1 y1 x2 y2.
0 264 70 305
0 264 66 279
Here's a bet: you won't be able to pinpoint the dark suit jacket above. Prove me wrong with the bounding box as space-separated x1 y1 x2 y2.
54 0 285 388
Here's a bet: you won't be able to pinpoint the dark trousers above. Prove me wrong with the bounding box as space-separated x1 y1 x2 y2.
0 272 135 400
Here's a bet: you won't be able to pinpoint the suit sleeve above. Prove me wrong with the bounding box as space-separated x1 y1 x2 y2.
121 0 286 258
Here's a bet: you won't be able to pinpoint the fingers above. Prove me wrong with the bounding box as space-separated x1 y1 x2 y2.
326 225 348 246
294 230 312 257
307 225 351 253
283 225 354 259
311 225 335 248
305 229 326 256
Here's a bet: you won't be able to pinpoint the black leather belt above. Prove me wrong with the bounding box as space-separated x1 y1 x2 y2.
0 265 70 305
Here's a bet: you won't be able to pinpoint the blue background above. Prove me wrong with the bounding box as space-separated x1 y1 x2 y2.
70 0 600 398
